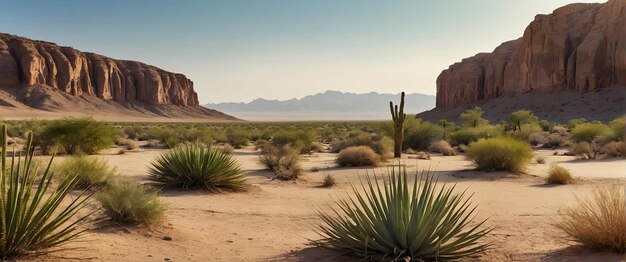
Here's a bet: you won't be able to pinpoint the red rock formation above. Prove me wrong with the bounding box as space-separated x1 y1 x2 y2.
0 33 198 106
436 0 626 108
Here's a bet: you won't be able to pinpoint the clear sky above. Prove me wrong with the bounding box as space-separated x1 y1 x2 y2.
0 0 598 103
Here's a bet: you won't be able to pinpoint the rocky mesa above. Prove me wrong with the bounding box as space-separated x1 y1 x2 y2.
0 33 199 106
436 0 626 109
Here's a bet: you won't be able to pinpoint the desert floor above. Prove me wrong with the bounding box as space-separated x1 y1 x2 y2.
23 146 626 262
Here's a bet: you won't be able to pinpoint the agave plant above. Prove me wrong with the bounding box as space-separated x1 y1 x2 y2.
148 143 245 192
313 167 492 261
0 125 92 257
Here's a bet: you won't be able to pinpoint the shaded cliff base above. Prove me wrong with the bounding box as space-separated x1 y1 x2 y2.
418 86 626 123
0 85 239 122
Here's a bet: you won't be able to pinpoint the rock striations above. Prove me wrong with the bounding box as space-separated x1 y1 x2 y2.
436 0 626 108
0 33 198 107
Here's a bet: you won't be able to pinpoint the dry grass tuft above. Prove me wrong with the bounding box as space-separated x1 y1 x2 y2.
546 165 573 184
428 140 456 156
321 174 336 188
555 185 626 253
336 146 380 167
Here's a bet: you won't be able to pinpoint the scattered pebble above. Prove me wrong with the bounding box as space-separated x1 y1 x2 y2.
163 236 173 241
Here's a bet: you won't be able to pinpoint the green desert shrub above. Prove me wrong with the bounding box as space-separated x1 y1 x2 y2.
609 118 625 141
448 125 502 146
0 125 91 257
546 165 574 184
466 137 532 172
427 140 456 156
96 182 166 225
335 146 380 167
555 185 626 253
509 110 539 131
226 130 249 149
54 156 116 189
567 118 588 129
40 117 117 155
459 106 489 127
569 141 601 159
149 143 245 192
571 123 611 143
259 145 303 180
402 119 443 151
313 167 491 260
271 130 316 153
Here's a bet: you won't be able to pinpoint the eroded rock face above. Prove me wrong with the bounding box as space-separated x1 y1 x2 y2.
0 33 198 106
436 1 626 108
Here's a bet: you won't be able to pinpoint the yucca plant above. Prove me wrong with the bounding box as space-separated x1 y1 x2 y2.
313 167 492 261
0 125 92 257
148 143 245 192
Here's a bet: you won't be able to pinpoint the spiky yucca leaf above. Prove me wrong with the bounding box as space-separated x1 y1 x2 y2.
148 143 245 192
313 167 492 261
0 124 92 257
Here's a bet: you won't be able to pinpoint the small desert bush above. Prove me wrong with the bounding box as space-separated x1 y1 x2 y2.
145 139 160 148
330 133 392 159
271 130 316 153
569 141 601 159
571 123 611 143
97 182 166 225
226 130 249 149
409 151 431 160
555 185 626 253
220 143 235 154
428 140 456 156
601 141 625 158
259 145 303 180
535 155 546 164
546 165 573 184
466 137 532 172
0 125 91 257
320 174 336 188
335 146 380 167
545 133 568 148
527 131 547 146
55 155 116 189
313 167 491 260
40 117 117 155
448 125 502 146
149 143 245 192
125 139 140 150
402 119 443 151
254 139 269 151
609 118 625 140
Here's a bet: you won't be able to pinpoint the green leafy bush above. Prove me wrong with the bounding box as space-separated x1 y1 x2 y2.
571 123 611 143
97 182 166 225
402 119 443 151
460 106 489 127
335 146 380 167
0 125 91 257
54 155 116 189
226 129 249 149
40 117 116 154
149 143 245 192
271 130 316 153
448 125 502 146
313 167 491 260
466 137 532 172
330 133 392 159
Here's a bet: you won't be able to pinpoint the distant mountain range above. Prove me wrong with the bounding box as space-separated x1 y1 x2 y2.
204 90 435 120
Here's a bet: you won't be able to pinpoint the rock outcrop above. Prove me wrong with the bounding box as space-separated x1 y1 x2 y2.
0 33 198 106
436 0 626 108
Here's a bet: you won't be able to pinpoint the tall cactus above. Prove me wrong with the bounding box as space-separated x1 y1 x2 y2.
390 92 406 158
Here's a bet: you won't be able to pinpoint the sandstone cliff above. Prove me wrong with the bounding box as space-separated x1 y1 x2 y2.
436 0 626 108
0 33 198 107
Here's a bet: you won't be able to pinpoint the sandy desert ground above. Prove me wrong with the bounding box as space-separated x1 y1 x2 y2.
18 146 626 262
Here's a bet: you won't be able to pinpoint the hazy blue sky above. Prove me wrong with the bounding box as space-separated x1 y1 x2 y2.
1 0 598 103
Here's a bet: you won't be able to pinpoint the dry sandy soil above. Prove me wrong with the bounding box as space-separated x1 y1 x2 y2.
19 146 626 262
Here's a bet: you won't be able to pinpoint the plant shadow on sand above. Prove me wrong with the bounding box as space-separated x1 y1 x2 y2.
268 246 359 262
539 246 626 262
